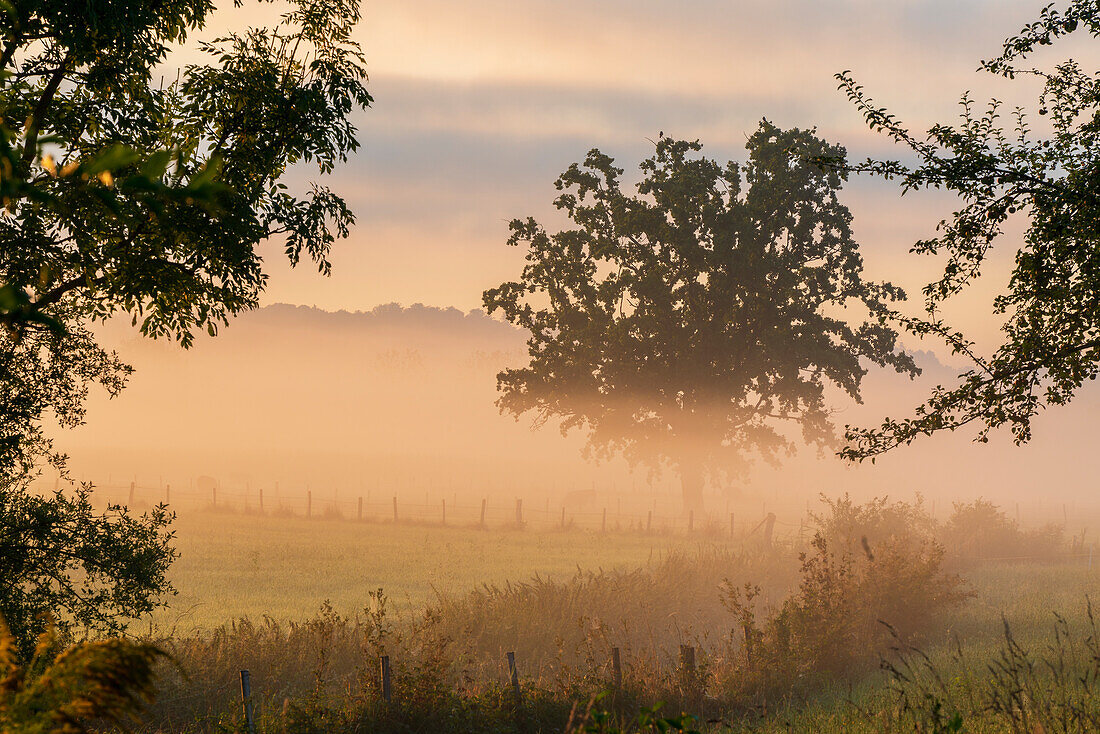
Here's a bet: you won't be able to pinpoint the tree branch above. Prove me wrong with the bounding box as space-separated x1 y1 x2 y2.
21 55 72 165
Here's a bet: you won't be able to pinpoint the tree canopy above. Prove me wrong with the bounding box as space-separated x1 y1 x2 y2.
0 0 371 481
485 122 917 510
0 0 370 655
837 0 1100 459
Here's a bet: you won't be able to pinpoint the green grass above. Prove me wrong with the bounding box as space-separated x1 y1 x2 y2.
157 510 1100 643
155 510 740 632
144 509 1100 732
702 562 1100 733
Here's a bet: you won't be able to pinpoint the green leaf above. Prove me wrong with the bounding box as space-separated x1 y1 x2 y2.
188 155 223 189
139 150 174 181
81 144 143 175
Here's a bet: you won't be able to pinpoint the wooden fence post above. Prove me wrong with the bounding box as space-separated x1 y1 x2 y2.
239 669 256 734
561 506 566 528
480 498 487 527
602 508 607 533
393 496 398 522
680 645 695 673
379 655 392 703
763 512 776 548
679 645 696 694
611 647 622 689
259 488 264 513
506 651 521 705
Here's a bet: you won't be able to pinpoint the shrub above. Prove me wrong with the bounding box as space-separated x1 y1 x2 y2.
719 527 970 706
0 618 164 733
940 498 1064 564
810 493 936 553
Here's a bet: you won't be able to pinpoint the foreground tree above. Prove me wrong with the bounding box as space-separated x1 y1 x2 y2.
1 0 370 478
837 0 1100 459
0 0 370 653
0 618 165 732
484 122 917 511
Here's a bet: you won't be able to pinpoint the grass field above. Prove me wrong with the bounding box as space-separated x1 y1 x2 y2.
140 507 1100 732
156 510 743 631
157 508 1100 644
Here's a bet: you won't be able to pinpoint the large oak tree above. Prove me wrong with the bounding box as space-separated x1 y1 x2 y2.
485 122 917 511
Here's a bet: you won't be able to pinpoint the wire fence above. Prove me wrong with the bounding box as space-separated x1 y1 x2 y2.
27 476 837 543
26 479 1100 564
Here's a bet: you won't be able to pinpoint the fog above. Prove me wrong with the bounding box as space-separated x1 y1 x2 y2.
46 302 1100 528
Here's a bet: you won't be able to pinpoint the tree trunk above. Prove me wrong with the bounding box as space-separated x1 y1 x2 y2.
679 462 705 515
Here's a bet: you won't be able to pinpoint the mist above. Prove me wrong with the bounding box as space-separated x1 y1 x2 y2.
48 302 1100 531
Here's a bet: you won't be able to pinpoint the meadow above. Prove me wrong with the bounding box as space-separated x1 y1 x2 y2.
128 498 1100 732
155 511 743 631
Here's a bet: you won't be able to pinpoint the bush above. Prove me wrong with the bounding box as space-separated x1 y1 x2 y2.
940 498 1064 564
0 618 164 733
719 523 970 706
810 494 936 553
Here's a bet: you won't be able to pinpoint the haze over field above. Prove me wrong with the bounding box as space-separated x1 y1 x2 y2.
60 303 1100 517
44 0 1091 519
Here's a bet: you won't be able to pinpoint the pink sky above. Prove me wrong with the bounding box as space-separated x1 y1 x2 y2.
175 1 1094 351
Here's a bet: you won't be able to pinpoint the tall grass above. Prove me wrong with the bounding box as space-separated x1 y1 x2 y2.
132 494 1013 732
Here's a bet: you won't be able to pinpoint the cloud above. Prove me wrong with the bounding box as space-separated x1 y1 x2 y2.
191 0 1095 336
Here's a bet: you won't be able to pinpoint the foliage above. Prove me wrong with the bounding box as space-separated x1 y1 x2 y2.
0 482 176 660
940 498 1064 563
809 493 937 553
719 524 970 704
485 122 917 508
0 0 371 482
0 0 368 672
565 696 702 734
837 0 1100 459
0 618 165 734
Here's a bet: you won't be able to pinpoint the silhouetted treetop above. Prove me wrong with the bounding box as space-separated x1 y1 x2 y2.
485 121 918 509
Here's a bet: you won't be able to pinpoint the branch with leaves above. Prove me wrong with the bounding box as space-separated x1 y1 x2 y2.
836 0 1100 459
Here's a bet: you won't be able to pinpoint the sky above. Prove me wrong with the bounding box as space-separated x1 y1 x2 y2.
55 0 1100 513
185 0 1098 349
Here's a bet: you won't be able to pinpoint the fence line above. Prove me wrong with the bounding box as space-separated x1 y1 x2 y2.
45 481 799 537
29 479 1100 548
